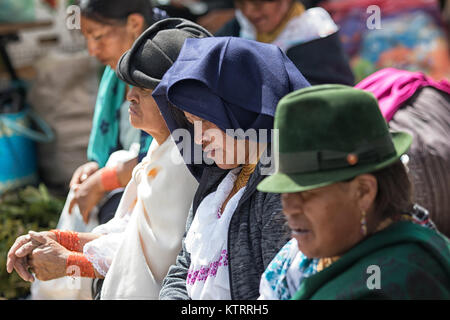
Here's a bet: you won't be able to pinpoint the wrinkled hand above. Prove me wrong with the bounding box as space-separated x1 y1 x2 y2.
68 170 105 223
27 231 70 281
70 161 99 188
7 234 36 282
6 231 56 282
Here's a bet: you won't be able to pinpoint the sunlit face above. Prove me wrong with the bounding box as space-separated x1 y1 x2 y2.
282 180 367 258
184 111 255 169
126 87 166 134
235 0 293 34
80 16 136 69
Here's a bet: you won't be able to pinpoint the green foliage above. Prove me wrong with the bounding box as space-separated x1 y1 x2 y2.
0 184 64 299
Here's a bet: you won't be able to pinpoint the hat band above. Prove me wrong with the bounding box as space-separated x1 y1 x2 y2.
277 135 397 174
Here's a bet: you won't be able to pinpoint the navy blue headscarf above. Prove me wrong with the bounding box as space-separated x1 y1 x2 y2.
152 37 310 180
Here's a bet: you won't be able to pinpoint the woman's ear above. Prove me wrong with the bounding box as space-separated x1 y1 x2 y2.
126 13 145 39
353 174 378 213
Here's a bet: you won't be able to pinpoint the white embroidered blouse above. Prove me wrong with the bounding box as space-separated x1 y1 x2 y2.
185 167 246 300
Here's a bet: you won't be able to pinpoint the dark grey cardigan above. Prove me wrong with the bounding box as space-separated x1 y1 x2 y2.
159 161 291 300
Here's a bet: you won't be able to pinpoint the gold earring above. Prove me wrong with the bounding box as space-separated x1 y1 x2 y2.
360 210 367 236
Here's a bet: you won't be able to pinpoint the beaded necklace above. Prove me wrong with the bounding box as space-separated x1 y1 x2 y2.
218 163 257 216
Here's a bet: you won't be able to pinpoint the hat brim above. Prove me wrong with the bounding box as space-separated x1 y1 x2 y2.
257 131 412 193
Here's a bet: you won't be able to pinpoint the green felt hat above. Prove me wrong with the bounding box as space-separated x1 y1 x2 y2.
257 84 412 193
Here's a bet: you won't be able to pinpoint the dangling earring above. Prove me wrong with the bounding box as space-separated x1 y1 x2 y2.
360 210 367 236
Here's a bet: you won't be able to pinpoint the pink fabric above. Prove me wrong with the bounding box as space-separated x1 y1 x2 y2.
355 68 450 121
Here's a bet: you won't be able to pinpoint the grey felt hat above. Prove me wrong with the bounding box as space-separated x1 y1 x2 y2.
116 18 212 89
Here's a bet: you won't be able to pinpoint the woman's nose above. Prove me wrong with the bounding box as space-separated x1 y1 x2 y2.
86 38 102 58
193 125 204 145
282 193 304 216
126 87 138 103
241 1 260 17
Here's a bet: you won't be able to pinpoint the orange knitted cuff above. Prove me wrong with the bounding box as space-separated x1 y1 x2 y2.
66 252 96 278
50 230 82 252
101 167 121 191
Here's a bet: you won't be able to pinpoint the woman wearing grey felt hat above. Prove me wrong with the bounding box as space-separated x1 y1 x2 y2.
7 0 163 301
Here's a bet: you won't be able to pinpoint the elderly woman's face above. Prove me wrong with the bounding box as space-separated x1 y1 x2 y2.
235 0 293 34
282 178 375 258
127 87 166 134
80 16 138 69
184 112 258 169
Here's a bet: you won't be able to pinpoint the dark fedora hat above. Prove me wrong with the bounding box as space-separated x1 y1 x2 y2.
257 84 412 193
116 18 212 89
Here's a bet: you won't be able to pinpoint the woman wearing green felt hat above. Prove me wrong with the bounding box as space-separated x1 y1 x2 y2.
257 84 450 300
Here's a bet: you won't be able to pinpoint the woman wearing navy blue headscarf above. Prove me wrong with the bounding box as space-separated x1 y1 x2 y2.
153 37 310 300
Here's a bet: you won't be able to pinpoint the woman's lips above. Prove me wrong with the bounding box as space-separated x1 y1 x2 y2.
250 17 266 28
129 104 139 116
292 229 310 235
203 144 217 157
204 148 216 158
291 228 311 242
289 223 311 236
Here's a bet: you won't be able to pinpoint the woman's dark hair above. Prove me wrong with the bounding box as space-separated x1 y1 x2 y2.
76 0 155 26
371 159 414 219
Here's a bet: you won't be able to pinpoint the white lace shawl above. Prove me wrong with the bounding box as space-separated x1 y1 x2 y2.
185 168 246 300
